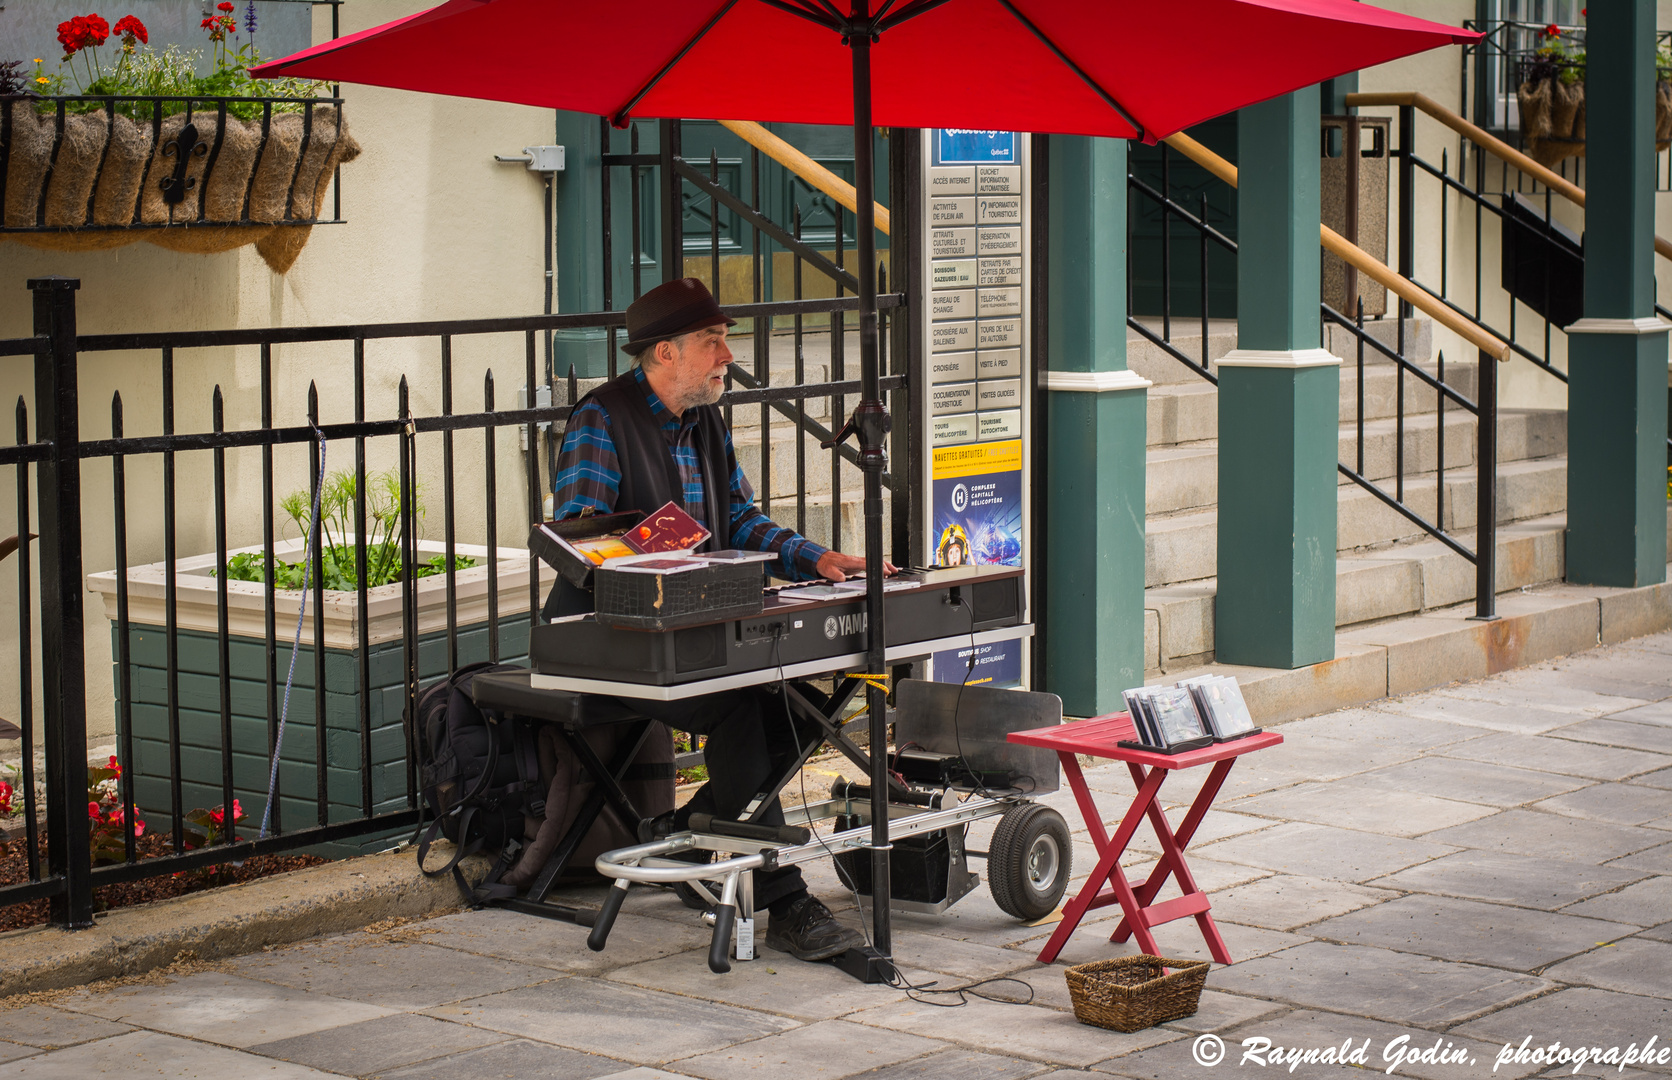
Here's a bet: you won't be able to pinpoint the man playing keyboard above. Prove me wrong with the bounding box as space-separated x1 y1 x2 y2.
547 277 891 962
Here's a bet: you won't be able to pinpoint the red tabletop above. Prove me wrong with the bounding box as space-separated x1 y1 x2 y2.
1009 712 1283 769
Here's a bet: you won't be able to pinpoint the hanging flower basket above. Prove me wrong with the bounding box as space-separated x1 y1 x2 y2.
1515 78 1672 169
2 95 359 272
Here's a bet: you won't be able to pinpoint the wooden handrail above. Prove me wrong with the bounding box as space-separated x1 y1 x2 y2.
1346 90 1672 264
718 120 890 237
1162 131 1513 362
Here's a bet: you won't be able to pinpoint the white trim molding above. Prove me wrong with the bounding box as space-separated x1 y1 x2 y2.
1214 348 1342 369
1566 317 1671 336
1041 369 1153 393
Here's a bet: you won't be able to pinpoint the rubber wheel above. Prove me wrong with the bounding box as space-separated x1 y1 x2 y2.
988 803 1071 921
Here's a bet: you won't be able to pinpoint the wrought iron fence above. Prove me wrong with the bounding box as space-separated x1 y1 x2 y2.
0 269 908 926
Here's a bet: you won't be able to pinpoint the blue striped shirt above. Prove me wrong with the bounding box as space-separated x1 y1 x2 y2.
552 367 827 581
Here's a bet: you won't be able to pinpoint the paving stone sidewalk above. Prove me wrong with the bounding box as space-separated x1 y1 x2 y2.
5 633 1672 1079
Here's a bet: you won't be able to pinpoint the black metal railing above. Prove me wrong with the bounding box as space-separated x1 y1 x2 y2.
1128 152 1499 619
0 275 908 926
0 93 348 231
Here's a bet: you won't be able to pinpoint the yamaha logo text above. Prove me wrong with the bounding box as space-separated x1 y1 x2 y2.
822 612 867 640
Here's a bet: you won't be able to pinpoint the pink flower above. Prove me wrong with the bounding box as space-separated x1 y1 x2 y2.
87 801 102 821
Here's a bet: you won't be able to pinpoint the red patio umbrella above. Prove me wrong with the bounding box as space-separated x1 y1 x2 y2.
256 0 1476 970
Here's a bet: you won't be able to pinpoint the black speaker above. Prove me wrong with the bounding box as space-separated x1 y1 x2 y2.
970 579 1020 629
674 623 727 673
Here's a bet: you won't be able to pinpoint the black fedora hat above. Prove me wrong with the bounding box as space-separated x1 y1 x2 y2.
620 278 736 356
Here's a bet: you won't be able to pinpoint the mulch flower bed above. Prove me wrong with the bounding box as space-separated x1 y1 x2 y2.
0 832 325 934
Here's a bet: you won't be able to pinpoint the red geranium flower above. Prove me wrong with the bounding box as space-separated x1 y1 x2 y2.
1544 23 1561 36
0 780 13 817
218 1 235 10
87 800 102 821
113 15 148 46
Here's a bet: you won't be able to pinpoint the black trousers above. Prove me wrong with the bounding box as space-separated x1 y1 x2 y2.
622 684 826 910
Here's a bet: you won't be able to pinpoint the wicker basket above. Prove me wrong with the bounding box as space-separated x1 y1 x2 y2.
1064 955 1210 1032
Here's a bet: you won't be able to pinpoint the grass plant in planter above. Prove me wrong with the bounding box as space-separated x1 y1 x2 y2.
0 8 357 272
87 470 532 857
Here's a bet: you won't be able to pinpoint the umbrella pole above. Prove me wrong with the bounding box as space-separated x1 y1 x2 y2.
845 12 895 979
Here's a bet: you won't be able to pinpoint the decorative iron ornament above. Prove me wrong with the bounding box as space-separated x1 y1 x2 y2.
158 121 209 205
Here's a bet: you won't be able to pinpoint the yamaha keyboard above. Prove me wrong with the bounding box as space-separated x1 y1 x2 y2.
528 564 1027 695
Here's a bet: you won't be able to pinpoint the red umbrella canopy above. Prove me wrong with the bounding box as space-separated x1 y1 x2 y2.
255 0 1475 142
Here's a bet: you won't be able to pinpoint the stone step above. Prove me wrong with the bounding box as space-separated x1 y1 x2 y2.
1148 565 1672 726
1127 315 1433 389
733 427 864 498
1145 357 1481 448
1144 455 1569 588
1144 505 1672 680
1145 412 1565 520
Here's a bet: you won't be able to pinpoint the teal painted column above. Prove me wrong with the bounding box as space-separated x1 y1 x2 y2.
552 110 612 378
1565 0 1669 587
1216 87 1341 669
1043 135 1149 716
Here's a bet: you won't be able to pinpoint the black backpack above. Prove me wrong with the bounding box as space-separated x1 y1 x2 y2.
412 662 545 901
409 662 677 904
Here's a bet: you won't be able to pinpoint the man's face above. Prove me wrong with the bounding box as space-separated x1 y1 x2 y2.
654 326 733 414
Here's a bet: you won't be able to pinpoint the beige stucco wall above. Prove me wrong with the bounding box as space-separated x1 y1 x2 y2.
0 0 560 745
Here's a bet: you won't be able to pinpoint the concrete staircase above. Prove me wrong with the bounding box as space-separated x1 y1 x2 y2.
1133 315 1592 676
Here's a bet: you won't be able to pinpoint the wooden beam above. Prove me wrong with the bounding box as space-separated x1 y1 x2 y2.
718 119 891 237
1161 131 1513 362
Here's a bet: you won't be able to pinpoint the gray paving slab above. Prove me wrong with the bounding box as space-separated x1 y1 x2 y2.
885 929 1040 980
412 907 710 974
1307 894 1634 972
1455 986 1672 1051
1631 768 1672 790
846 1048 1049 1080
883 883 1125 949
1541 938 1672 998
1375 695 1589 735
379 1038 634 1080
1433 680 1655 718
847 997 1184 1068
1278 709 1485 750
1195 735 1422 800
1548 718 1672 755
248 1012 509 1075
1504 667 1672 704
1103 1008 1547 1080
1226 782 1498 838
1195 821 1459 883
1154 990 1288 1034
1558 877 1672 927
1438 732 1672 780
1204 942 1552 1026
1113 855 1275 897
605 947 908 1020
1606 840 1672 874
59 971 396 1049
1370 851 1649 909
229 936 563 1008
1419 811 1669 864
1091 1024 1362 1079
0 1047 34 1068
1608 701 1672 726
672 1019 944 1080
425 978 799 1065
1353 756 1589 807
1639 922 1672 942
1026 919 1313 969
0 1030 344 1079
0 1005 133 1048
1532 782 1672 826
1202 875 1401 932
1560 650 1672 688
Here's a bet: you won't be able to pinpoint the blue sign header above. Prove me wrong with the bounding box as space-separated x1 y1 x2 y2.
935 129 1016 165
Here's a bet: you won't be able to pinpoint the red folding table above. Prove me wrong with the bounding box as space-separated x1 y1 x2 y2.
1008 712 1282 965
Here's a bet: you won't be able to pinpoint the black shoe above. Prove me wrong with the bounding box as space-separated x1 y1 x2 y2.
765 896 865 962
637 810 681 845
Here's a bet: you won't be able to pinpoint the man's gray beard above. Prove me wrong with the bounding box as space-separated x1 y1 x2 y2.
677 378 725 413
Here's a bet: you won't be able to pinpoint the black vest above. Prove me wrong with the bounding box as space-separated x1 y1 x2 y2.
543 371 732 618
